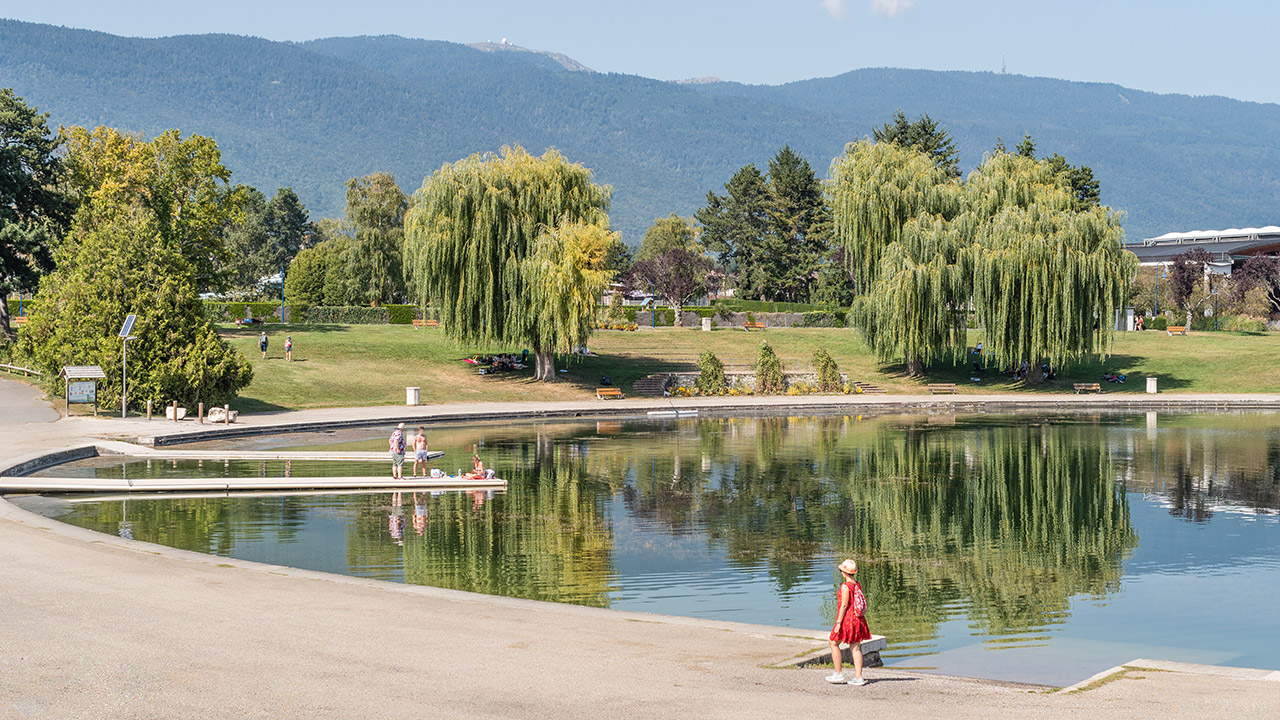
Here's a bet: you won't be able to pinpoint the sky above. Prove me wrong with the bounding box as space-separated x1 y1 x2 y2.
9 0 1280 105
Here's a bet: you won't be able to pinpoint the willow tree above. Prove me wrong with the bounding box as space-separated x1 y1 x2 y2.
402 146 613 381
966 152 1137 380
827 140 961 293
855 214 973 376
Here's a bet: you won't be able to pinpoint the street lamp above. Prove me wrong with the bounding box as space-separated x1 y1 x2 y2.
119 314 137 419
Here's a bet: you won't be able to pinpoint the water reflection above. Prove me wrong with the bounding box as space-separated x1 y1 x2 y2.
26 411 1280 683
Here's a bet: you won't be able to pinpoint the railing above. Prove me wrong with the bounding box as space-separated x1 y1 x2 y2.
0 363 42 378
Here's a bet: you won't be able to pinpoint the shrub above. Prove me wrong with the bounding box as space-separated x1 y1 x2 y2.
1149 316 1169 331
755 341 785 394
608 291 625 320
813 348 842 393
696 351 727 395
1222 315 1268 332
302 306 390 324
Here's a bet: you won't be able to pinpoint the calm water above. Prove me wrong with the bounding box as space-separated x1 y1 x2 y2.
16 411 1280 686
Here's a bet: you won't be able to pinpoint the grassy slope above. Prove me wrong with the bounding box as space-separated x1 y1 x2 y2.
222 325 1280 412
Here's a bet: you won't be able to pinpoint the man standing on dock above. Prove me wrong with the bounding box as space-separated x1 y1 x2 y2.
412 427 430 477
389 423 406 480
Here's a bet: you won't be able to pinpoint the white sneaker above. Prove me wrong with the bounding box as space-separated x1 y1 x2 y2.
848 677 866 686
825 673 846 684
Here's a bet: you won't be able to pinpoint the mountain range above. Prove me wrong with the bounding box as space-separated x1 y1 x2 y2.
3 18 1278 244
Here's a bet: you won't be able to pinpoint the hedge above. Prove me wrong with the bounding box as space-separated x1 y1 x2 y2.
799 311 848 328
386 304 421 325
302 306 390 324
204 302 304 322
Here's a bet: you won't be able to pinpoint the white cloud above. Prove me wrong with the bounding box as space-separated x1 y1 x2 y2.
820 0 849 21
870 0 914 18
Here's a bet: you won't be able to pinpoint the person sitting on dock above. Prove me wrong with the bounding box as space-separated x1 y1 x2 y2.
463 455 486 480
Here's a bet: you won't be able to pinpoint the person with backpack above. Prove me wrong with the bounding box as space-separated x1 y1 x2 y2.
826 558 872 686
388 423 407 480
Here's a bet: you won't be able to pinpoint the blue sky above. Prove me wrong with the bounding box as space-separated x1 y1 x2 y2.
11 1 1280 104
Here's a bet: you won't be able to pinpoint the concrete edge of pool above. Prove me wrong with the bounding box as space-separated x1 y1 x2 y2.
7 394 1280 712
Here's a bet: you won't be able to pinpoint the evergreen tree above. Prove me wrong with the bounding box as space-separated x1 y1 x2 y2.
0 89 72 339
872 110 962 178
766 145 830 302
695 164 772 299
219 186 270 294
263 187 312 271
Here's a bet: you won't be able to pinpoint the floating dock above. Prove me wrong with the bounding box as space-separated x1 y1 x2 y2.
0 474 506 493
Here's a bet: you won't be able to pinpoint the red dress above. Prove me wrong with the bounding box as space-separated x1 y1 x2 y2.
829 580 872 644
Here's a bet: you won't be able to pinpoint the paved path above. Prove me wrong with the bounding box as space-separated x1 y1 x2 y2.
3 395 1280 717
0 376 57 423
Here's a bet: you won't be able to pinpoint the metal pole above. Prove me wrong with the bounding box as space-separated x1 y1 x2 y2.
121 337 128 419
280 265 285 324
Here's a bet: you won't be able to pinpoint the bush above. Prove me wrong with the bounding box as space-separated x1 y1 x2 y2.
1149 316 1168 331
813 348 841 393
1222 315 1268 332
302 306 390 324
386 304 419 324
755 341 785 394
696 350 727 395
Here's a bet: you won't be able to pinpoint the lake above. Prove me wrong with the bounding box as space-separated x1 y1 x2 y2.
16 410 1280 686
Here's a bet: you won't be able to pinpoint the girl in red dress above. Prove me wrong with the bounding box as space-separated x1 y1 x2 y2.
827 558 871 685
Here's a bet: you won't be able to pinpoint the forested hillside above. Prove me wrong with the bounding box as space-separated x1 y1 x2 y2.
3 19 1277 242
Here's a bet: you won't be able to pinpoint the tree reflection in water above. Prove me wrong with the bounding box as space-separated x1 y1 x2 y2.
53 412 1280 659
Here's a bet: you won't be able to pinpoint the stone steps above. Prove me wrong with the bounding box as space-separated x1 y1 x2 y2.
631 375 672 397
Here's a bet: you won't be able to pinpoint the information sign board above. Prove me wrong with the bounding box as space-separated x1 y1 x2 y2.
68 381 96 404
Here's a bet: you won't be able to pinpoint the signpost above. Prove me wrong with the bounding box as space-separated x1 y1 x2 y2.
119 314 137 418
61 366 106 416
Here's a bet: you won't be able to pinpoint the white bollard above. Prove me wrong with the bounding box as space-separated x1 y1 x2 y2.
406 386 420 406
1146 377 1158 394
701 317 712 332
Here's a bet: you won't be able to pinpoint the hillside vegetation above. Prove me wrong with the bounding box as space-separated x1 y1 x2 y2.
3 19 1279 242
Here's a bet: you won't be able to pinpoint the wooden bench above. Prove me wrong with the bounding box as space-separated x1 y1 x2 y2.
743 322 766 331
1166 325 1187 336
927 383 956 394
595 387 624 400
14 316 29 326
1073 382 1102 394
412 319 439 329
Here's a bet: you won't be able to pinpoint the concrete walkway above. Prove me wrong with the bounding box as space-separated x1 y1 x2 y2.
3 394 1280 717
0 375 58 423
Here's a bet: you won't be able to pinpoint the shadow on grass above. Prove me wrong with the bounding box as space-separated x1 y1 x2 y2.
231 397 290 414
219 323 355 336
882 353 1192 393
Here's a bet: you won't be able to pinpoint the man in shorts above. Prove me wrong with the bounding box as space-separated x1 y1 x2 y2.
389 423 406 480
412 427 430 477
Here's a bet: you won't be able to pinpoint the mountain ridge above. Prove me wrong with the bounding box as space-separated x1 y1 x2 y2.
2 18 1277 243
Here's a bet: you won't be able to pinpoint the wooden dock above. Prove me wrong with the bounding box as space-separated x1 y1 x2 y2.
0 474 506 493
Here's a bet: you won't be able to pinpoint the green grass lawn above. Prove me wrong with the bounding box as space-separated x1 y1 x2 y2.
221 324 1280 411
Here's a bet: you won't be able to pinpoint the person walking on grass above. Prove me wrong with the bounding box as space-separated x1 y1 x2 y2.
412 427 429 477
258 331 268 359
285 335 293 362
826 558 872 686
389 423 407 480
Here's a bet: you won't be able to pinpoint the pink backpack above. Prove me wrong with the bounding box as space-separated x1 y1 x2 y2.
852 582 867 617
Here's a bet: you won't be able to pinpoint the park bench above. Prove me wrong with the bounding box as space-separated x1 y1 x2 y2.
596 387 624 400
927 383 956 394
412 319 440 329
1074 382 1102 394
1166 325 1187 336
743 321 767 331
14 316 29 327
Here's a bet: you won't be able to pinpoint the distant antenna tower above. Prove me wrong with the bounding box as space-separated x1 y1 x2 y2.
1001 55 1007 75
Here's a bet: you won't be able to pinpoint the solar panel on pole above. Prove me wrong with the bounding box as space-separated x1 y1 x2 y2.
119 314 136 338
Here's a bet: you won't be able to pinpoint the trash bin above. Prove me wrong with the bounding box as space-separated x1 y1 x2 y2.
701 317 712 332
406 386 420 406
1146 377 1157 395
